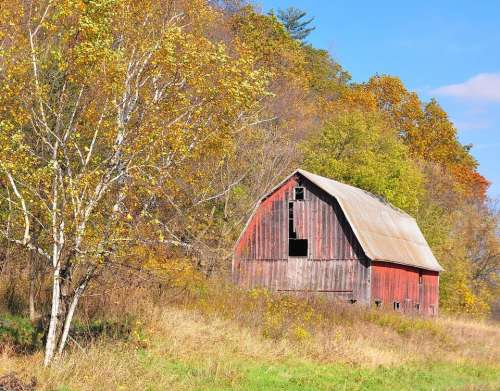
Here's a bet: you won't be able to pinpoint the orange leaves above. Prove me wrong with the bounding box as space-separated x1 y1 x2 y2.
0 0 495 320
449 165 490 201
333 75 487 202
332 85 377 113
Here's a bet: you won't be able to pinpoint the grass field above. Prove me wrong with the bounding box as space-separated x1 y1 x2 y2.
1 286 499 390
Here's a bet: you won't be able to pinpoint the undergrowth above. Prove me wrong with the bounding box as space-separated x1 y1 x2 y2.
0 314 43 353
1 280 499 390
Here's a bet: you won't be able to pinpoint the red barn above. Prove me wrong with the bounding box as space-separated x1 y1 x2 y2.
232 169 442 315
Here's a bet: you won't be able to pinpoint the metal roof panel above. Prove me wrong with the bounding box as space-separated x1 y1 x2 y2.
297 169 443 272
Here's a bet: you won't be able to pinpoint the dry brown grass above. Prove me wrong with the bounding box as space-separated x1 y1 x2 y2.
178 282 500 366
2 304 500 390
1 279 499 390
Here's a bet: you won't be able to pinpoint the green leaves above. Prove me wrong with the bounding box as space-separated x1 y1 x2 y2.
301 111 423 214
0 0 495 322
276 7 315 42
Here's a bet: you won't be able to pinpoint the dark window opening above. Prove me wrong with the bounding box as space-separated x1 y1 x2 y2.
415 303 420 311
288 200 307 256
289 239 308 256
419 271 423 285
350 299 357 304
294 187 304 201
288 202 296 239
375 299 383 308
393 302 400 311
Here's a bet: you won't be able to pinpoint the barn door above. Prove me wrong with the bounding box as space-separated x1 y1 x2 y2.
320 260 354 292
285 257 309 291
283 189 355 294
288 199 308 256
284 259 355 292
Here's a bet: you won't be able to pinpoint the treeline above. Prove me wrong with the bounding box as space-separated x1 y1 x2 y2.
0 0 498 365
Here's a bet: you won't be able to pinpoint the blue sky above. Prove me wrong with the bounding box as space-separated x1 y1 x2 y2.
260 0 500 198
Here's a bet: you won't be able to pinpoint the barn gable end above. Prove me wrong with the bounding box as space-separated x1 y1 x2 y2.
233 173 371 304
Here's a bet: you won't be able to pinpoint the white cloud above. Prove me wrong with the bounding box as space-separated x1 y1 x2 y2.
453 119 491 131
432 73 500 102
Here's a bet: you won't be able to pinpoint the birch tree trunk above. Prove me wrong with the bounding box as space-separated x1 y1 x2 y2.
44 266 61 366
28 272 36 323
1 0 270 367
57 276 90 355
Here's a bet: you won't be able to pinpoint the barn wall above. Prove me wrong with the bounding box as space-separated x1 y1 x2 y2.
233 175 371 304
371 261 439 315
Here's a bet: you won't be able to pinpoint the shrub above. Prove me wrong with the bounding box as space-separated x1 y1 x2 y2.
0 314 43 353
70 316 143 345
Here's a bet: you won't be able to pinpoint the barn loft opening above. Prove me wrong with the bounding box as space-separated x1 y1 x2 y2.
289 239 308 256
294 187 304 200
288 201 308 256
288 202 296 239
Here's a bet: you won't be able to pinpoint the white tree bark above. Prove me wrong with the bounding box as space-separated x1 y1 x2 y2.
57 275 89 355
28 268 36 323
1 2 268 366
44 152 64 366
43 266 61 366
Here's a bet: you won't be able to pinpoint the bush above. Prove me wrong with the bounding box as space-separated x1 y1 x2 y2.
70 316 150 348
365 310 447 340
0 314 43 353
183 279 457 350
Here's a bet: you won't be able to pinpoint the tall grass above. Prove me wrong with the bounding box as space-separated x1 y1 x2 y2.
1 277 499 390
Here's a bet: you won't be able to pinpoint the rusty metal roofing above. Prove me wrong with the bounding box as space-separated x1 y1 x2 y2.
295 169 443 272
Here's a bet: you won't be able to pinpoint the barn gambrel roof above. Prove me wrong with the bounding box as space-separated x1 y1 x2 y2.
239 169 443 272
294 169 442 272
297 169 443 272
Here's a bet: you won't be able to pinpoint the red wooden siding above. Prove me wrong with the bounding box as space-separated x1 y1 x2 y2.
371 261 439 315
234 176 364 261
421 272 439 315
233 175 371 304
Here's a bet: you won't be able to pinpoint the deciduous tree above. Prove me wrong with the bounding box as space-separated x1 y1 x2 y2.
301 111 424 213
0 0 269 365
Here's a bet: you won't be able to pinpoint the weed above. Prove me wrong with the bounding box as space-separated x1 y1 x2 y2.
0 281 499 390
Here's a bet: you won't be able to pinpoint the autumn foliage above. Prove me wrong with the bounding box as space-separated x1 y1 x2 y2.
0 0 498 366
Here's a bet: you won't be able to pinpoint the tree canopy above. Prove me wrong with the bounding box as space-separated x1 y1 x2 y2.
0 0 497 365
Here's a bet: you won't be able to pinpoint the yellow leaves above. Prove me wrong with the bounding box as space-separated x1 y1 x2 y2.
242 288 322 341
302 111 424 214
293 325 312 342
437 236 491 317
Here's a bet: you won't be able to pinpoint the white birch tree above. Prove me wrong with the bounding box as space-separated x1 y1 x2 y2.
0 0 269 365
